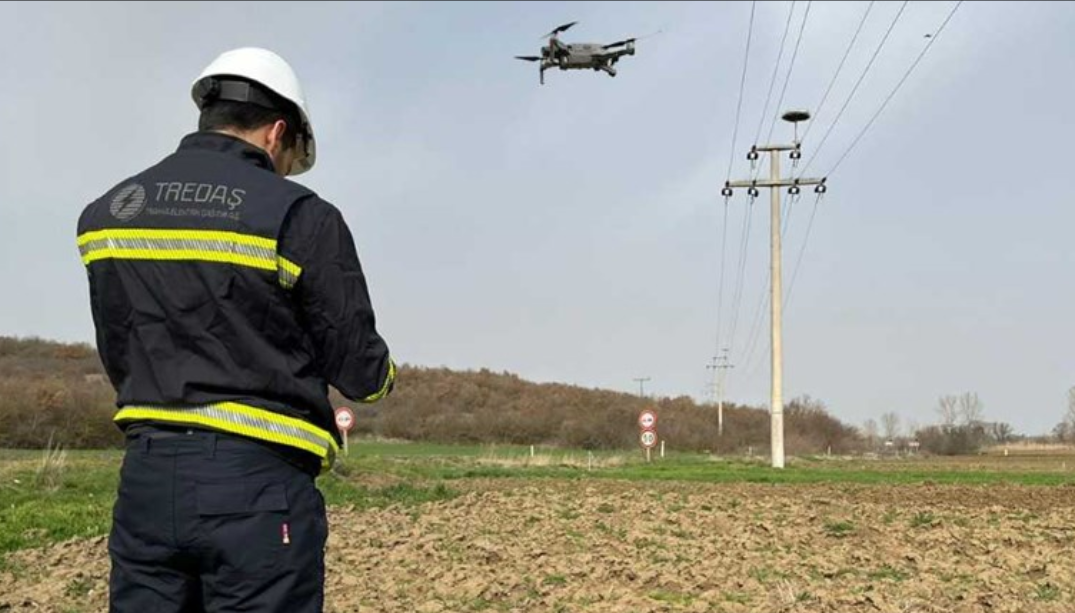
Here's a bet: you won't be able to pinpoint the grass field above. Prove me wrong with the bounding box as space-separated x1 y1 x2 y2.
4 441 1075 612
3 440 1074 558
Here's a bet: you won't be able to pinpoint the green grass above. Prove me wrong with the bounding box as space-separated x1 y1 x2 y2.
867 565 911 582
649 590 694 605
543 574 567 586
0 455 117 555
334 441 1075 486
823 519 856 538
4 438 1075 561
0 448 457 560
1035 583 1061 602
909 511 938 528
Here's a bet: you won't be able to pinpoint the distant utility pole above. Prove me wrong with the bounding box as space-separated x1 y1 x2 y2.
722 109 827 469
706 349 734 437
633 377 651 398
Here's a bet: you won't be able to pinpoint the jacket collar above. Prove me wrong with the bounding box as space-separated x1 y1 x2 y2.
177 131 276 173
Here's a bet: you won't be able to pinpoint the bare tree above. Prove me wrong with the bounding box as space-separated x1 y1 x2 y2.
880 412 901 441
1067 386 1075 429
862 419 878 446
905 419 920 440
959 392 983 425
989 422 1014 444
937 395 959 428
1054 422 1071 443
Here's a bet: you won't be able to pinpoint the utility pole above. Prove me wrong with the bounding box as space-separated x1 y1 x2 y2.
706 349 734 437
633 377 651 398
722 110 827 469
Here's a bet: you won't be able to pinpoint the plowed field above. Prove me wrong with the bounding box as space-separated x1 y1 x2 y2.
4 478 1074 613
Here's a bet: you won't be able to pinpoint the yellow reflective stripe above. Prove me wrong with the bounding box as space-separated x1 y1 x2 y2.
78 229 304 290
115 403 339 471
82 248 277 271
77 228 275 250
361 358 396 404
277 256 303 289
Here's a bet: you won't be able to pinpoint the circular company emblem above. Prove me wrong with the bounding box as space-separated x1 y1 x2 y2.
109 183 147 222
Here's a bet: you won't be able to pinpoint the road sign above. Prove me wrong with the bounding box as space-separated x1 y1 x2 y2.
640 430 658 449
335 407 355 432
638 409 657 430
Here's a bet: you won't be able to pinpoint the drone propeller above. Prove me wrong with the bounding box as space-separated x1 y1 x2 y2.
515 56 542 62
604 28 665 49
542 21 578 38
602 38 636 49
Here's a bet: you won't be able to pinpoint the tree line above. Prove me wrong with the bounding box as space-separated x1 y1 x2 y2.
1 336 860 454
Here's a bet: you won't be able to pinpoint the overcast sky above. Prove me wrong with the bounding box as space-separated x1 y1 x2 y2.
2 1 1072 436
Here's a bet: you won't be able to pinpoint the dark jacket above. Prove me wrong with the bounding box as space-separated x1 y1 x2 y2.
77 132 394 471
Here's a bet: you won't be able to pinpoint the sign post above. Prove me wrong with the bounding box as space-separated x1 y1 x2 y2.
335 407 355 456
639 409 658 463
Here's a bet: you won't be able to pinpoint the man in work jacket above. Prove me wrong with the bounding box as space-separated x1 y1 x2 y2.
76 47 395 612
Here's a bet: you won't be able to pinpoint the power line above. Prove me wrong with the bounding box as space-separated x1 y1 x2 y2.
729 0 795 362
725 195 755 356
778 1 963 328
752 1 798 150
799 0 909 177
766 1 813 143
725 1 757 182
827 1 964 176
739 271 770 383
716 1 757 360
783 191 825 310
741 0 958 377
801 1 876 143
738 186 806 382
714 199 729 356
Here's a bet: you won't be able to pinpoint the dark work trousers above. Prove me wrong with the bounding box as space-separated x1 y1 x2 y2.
109 428 328 612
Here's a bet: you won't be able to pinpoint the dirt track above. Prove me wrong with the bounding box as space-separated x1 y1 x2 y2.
3 479 1075 612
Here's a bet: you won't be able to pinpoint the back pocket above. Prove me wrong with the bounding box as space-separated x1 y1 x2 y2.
196 481 290 577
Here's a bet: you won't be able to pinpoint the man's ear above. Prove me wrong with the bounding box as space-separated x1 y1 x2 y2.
267 119 289 153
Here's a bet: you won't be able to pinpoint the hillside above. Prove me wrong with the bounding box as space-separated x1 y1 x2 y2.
0 336 862 454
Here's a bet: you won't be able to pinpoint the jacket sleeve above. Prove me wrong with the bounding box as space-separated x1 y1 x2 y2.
278 197 395 402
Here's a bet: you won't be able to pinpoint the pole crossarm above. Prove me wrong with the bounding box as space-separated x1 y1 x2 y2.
753 143 800 152
726 177 824 189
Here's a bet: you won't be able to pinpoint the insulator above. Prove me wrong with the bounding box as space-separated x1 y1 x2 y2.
747 186 759 198
815 183 827 194
789 150 802 160
788 185 801 196
721 187 733 198
747 150 759 161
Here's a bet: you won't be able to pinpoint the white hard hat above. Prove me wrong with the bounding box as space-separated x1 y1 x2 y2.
192 47 316 175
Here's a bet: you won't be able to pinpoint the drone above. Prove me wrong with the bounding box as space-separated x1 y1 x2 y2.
515 22 640 85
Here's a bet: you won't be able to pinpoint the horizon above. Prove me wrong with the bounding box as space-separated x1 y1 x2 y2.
2 1 1073 437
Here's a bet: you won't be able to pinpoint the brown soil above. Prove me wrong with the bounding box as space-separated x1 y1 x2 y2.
3 480 1075 612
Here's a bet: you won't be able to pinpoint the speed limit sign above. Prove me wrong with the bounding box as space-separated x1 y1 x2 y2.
335 407 355 433
640 430 658 449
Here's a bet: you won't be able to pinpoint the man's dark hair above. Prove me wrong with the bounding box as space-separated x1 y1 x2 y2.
197 78 302 152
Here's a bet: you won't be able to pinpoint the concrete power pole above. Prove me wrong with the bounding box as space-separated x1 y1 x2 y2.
706 349 734 437
633 377 651 398
723 110 827 469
